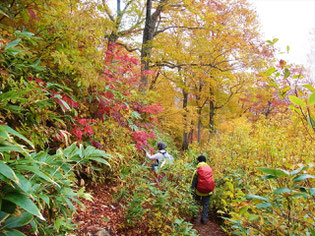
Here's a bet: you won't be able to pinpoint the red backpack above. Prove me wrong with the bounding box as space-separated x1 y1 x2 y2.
196 164 215 193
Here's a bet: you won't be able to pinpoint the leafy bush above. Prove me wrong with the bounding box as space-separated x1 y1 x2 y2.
0 125 111 235
222 167 314 235
202 117 314 235
116 149 198 235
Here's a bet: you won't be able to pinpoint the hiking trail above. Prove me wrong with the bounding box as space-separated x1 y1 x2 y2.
72 183 228 236
191 215 228 236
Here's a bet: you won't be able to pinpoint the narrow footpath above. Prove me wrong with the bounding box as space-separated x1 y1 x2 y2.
192 215 228 236
72 183 228 236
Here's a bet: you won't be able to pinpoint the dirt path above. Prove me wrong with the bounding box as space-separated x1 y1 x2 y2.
192 215 228 236
73 183 152 235
72 183 228 236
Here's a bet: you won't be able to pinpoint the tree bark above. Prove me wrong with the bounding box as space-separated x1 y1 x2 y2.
209 87 215 133
182 87 189 150
139 0 165 91
264 101 272 118
197 108 202 143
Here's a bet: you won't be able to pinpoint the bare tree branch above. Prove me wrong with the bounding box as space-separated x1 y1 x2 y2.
149 71 161 90
102 0 115 22
119 28 144 37
215 82 245 109
152 61 230 72
115 42 140 52
154 25 204 36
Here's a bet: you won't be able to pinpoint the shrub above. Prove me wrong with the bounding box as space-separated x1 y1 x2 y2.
0 125 111 235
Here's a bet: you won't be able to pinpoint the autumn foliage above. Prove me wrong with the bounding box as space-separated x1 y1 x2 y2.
0 0 314 235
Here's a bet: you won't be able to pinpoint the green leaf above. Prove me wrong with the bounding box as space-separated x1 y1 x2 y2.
38 194 50 205
221 217 241 224
15 173 32 194
131 111 141 119
293 185 307 193
63 143 77 158
4 193 44 220
274 187 291 195
257 167 289 177
265 67 276 76
266 38 278 45
289 96 306 107
5 39 21 50
0 161 19 184
15 165 58 187
1 229 26 236
309 188 315 196
290 166 308 176
309 93 315 105
270 78 279 88
261 174 277 180
1 125 34 148
0 90 28 101
238 206 248 215
293 174 315 182
284 68 291 79
248 214 259 221
0 145 26 153
5 48 22 55
0 211 8 221
292 193 309 198
88 157 110 166
59 99 71 111
245 195 269 202
256 202 272 208
306 115 315 128
279 86 291 98
3 212 33 228
4 105 26 112
65 198 74 212
288 105 302 114
303 84 315 93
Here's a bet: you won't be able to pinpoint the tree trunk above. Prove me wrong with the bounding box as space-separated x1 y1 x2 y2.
197 109 202 143
209 87 215 133
139 0 164 91
139 0 153 91
264 101 272 118
182 88 189 150
107 0 122 52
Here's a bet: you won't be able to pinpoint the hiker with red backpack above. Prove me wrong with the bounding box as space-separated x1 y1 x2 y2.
191 155 215 224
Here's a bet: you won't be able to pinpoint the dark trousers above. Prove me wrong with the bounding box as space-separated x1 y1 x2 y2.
194 194 210 220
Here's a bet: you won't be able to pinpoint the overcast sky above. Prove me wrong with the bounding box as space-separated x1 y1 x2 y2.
249 0 315 68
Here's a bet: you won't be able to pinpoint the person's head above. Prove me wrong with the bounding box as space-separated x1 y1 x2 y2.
197 155 206 163
157 142 166 150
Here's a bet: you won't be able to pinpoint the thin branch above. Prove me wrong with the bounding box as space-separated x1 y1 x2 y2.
154 25 204 36
115 42 140 52
119 28 144 37
0 0 15 22
123 0 133 12
160 71 176 83
215 82 245 109
152 61 229 72
149 71 161 90
102 0 115 22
